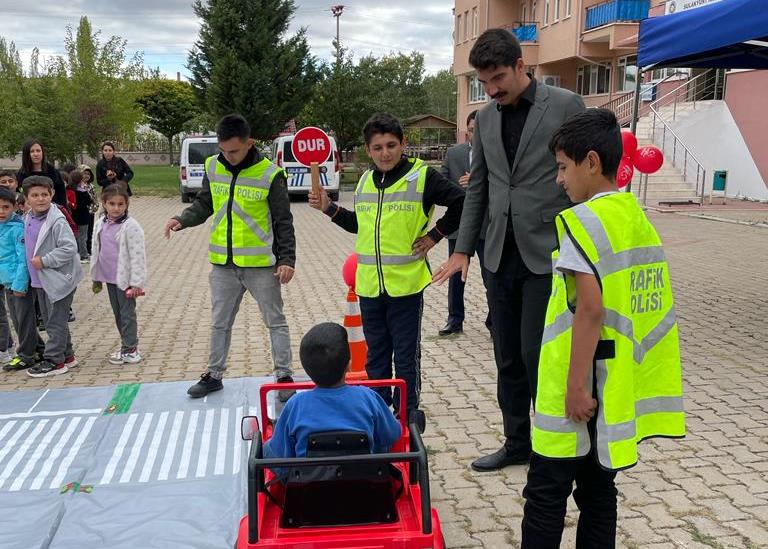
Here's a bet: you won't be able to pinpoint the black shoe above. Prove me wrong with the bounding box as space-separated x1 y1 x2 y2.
471 446 531 472
68 308 76 322
409 409 426 434
276 375 296 403
438 322 463 336
187 372 223 398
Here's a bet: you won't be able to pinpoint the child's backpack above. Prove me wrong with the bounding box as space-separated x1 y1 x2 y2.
56 204 79 236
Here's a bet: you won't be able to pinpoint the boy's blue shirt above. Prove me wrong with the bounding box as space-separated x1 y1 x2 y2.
264 385 401 459
0 213 29 293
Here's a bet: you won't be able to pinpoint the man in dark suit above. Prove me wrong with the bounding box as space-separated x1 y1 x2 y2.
434 29 585 471
438 110 490 336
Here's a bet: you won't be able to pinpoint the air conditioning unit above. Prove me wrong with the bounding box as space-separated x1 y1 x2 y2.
541 75 561 87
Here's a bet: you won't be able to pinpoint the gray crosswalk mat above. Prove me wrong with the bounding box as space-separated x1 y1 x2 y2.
0 377 274 549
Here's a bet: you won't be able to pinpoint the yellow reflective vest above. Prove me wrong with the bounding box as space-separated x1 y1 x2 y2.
354 158 434 298
532 192 685 471
206 155 283 267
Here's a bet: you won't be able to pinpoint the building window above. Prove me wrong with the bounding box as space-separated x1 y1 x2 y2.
464 11 469 41
472 7 479 38
577 64 611 96
566 0 571 16
468 75 488 103
553 0 560 21
616 55 638 92
521 1 527 23
456 14 461 44
544 0 550 24
651 67 690 81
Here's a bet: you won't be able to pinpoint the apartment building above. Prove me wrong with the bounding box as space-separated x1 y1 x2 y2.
453 0 661 138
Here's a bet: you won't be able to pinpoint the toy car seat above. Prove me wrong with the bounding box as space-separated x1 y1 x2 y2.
281 431 400 528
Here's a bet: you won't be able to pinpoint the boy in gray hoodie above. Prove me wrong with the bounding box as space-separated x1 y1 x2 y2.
22 176 83 377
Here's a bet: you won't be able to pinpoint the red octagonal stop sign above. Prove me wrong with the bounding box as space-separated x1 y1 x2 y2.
291 127 332 166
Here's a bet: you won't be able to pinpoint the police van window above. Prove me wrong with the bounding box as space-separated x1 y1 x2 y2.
189 142 220 164
282 141 297 163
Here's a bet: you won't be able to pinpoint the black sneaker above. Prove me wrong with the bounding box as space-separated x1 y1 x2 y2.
3 356 36 372
187 372 223 398
276 375 296 403
68 308 76 322
27 360 69 378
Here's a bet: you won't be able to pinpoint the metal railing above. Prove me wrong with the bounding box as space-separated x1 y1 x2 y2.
598 71 689 127
504 22 539 42
584 0 649 31
645 70 724 204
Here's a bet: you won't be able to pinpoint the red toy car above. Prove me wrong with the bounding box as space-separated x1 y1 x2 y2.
236 379 445 548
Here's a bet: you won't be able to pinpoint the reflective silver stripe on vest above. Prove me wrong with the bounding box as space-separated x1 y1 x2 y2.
207 160 274 190
209 244 274 257
593 359 684 468
540 310 574 346
533 413 591 456
567 205 666 277
357 254 421 266
230 200 273 245
603 307 677 363
355 166 423 204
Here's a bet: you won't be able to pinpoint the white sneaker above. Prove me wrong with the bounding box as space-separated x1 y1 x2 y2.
0 349 14 364
109 348 142 365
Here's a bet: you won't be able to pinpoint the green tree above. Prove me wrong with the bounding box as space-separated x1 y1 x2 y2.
0 38 27 157
136 80 199 164
57 17 145 160
356 52 428 119
423 69 457 122
187 0 320 139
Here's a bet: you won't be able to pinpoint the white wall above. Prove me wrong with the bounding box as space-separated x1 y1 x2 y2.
668 101 768 201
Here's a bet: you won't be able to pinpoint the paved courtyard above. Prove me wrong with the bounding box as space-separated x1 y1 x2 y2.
4 193 768 548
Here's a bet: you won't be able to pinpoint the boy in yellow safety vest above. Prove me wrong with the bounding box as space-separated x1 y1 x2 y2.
521 108 684 548
308 113 465 421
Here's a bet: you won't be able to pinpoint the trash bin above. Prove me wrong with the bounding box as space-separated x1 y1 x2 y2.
710 170 727 204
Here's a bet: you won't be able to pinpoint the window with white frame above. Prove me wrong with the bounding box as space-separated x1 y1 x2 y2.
616 55 638 92
576 64 611 96
468 75 488 103
472 7 479 38
553 0 560 21
456 14 461 44
544 0 550 24
651 67 691 81
463 11 469 41
521 1 527 23
566 0 571 16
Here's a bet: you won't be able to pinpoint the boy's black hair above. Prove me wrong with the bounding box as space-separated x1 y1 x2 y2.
549 108 623 179
363 112 404 145
216 114 251 141
60 163 76 174
0 187 16 205
68 170 83 188
467 109 478 126
299 322 351 387
101 141 116 151
469 28 522 71
22 175 54 195
0 170 17 180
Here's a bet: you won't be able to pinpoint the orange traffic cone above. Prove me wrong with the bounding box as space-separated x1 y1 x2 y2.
344 287 368 381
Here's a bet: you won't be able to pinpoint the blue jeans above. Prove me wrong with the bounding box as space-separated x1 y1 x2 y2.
359 292 423 413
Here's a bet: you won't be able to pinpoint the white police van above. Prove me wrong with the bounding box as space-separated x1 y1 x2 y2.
271 134 341 201
179 136 219 203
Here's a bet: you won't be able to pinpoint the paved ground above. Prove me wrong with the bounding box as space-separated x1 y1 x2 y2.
4 194 767 548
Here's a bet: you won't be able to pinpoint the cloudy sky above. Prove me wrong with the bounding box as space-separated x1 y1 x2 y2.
2 0 456 77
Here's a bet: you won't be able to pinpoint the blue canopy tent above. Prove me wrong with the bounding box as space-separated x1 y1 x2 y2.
630 0 768 133
637 0 768 70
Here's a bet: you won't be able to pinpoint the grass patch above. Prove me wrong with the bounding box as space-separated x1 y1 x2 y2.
132 165 180 198
685 522 726 549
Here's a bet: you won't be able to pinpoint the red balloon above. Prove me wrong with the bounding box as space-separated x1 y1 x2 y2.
633 146 664 174
342 253 357 289
617 156 634 188
621 131 638 158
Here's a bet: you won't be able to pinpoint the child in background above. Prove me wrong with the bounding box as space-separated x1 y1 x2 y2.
78 164 99 255
67 170 93 263
91 184 146 365
22 176 82 377
264 322 401 459
0 187 23 364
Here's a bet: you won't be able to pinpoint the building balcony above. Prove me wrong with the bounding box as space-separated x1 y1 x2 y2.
505 22 540 65
584 0 649 31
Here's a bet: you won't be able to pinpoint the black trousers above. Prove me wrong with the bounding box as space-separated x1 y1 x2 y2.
359 292 423 413
446 239 490 328
486 235 551 450
522 452 618 548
